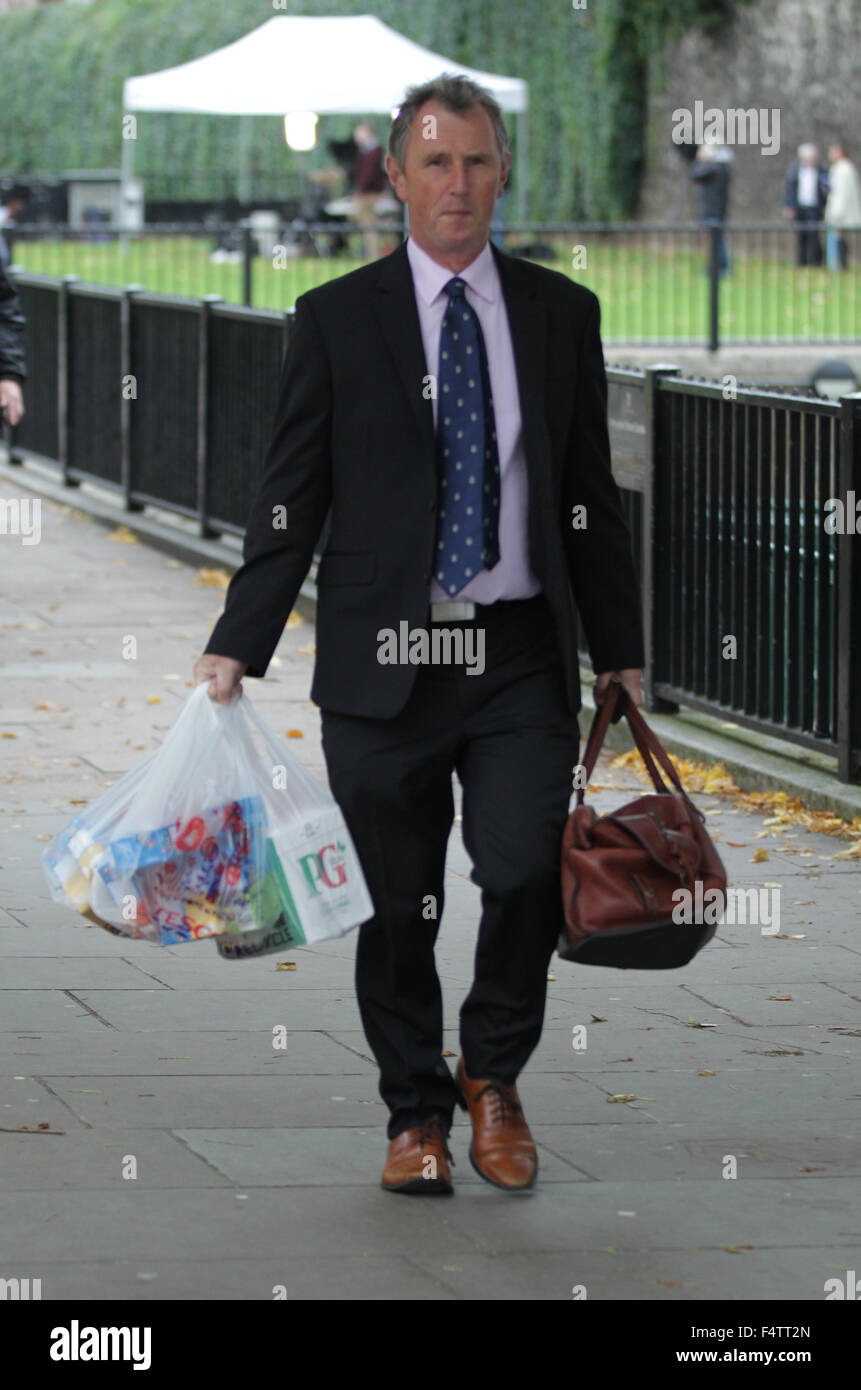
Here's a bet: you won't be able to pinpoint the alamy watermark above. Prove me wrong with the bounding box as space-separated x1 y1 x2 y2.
0 497 41 544
377 622 485 675
672 883 780 936
672 102 780 156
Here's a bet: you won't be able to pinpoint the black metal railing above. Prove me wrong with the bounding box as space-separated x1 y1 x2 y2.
602 363 861 780
5 272 860 780
5 220 861 346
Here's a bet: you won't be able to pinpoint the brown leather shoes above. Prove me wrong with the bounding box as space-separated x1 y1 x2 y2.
381 1113 454 1194
455 1057 537 1190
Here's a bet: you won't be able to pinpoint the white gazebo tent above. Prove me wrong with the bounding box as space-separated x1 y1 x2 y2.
120 14 529 222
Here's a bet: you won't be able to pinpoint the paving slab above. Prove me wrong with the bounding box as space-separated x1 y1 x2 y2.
174 1125 587 1187
0 1030 373 1077
0 1187 487 1263
0 1127 231 1190
42 1072 391 1129
12 1256 457 1302
64 987 366 1032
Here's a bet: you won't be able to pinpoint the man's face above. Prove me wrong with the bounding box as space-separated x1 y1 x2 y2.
801 150 817 167
386 100 510 270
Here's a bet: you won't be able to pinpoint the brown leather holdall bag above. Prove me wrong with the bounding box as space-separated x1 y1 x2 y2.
559 682 728 969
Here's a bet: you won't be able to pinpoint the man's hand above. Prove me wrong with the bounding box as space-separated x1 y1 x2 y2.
193 653 248 705
0 379 24 427
594 667 643 716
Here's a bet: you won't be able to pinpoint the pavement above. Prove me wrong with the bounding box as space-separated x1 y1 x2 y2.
1 476 860 1303
606 343 861 390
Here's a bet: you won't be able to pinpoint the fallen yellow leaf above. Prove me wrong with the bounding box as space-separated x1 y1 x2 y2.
698 1068 716 1075
751 848 769 862
275 961 297 972
195 567 231 589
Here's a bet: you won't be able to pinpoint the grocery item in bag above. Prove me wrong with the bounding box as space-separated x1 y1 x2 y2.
41 682 374 952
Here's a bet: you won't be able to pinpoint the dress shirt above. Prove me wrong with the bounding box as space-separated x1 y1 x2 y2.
797 165 819 208
405 234 542 605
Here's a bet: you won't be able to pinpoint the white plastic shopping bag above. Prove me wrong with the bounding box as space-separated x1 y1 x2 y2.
41 682 374 953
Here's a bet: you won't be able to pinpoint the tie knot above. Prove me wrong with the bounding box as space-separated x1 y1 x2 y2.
445 277 467 301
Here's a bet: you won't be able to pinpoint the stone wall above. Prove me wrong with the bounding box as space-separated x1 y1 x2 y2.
639 0 861 223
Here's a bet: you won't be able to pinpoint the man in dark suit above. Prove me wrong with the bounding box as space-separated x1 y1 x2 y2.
194 73 644 1195
782 143 830 267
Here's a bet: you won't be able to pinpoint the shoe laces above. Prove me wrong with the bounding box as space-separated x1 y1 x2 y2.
474 1081 522 1128
416 1113 453 1164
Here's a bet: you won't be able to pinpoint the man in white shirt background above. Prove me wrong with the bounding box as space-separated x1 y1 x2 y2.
782 142 830 267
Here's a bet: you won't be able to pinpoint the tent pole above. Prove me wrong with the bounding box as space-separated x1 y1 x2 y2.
517 108 527 223
238 113 251 205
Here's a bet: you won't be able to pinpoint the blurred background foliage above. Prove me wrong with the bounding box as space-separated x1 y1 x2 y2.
0 0 752 219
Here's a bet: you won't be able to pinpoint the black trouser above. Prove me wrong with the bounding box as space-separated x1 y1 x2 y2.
320 594 580 1140
796 208 823 266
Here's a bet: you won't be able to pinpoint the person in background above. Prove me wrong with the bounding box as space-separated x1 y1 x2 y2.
691 142 731 276
352 122 386 260
824 141 861 271
0 256 26 428
782 143 829 267
0 188 28 271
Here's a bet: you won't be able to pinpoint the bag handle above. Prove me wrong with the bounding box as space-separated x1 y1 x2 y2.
577 680 678 806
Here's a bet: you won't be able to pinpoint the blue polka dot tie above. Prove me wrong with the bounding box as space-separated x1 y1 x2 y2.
433 277 500 596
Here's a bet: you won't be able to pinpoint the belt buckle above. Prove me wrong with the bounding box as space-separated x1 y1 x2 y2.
430 600 476 621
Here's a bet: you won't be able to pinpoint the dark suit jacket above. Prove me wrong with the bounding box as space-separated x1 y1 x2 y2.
782 161 829 216
0 259 27 384
205 239 645 719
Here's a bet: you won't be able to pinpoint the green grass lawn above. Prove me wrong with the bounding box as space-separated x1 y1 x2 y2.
12 232 861 341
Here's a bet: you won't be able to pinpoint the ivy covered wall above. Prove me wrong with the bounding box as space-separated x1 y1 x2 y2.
0 0 751 220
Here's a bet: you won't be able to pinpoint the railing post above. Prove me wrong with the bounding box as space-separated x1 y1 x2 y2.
241 219 254 308
642 363 681 713
197 293 224 540
836 391 861 782
58 274 80 488
120 284 146 514
708 222 721 352
282 304 295 366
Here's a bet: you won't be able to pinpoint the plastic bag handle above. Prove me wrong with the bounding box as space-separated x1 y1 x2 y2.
236 688 288 763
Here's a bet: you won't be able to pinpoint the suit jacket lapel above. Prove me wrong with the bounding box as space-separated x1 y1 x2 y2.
372 243 436 483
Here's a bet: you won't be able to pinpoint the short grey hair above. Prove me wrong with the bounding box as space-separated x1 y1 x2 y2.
798 143 818 160
388 72 510 171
